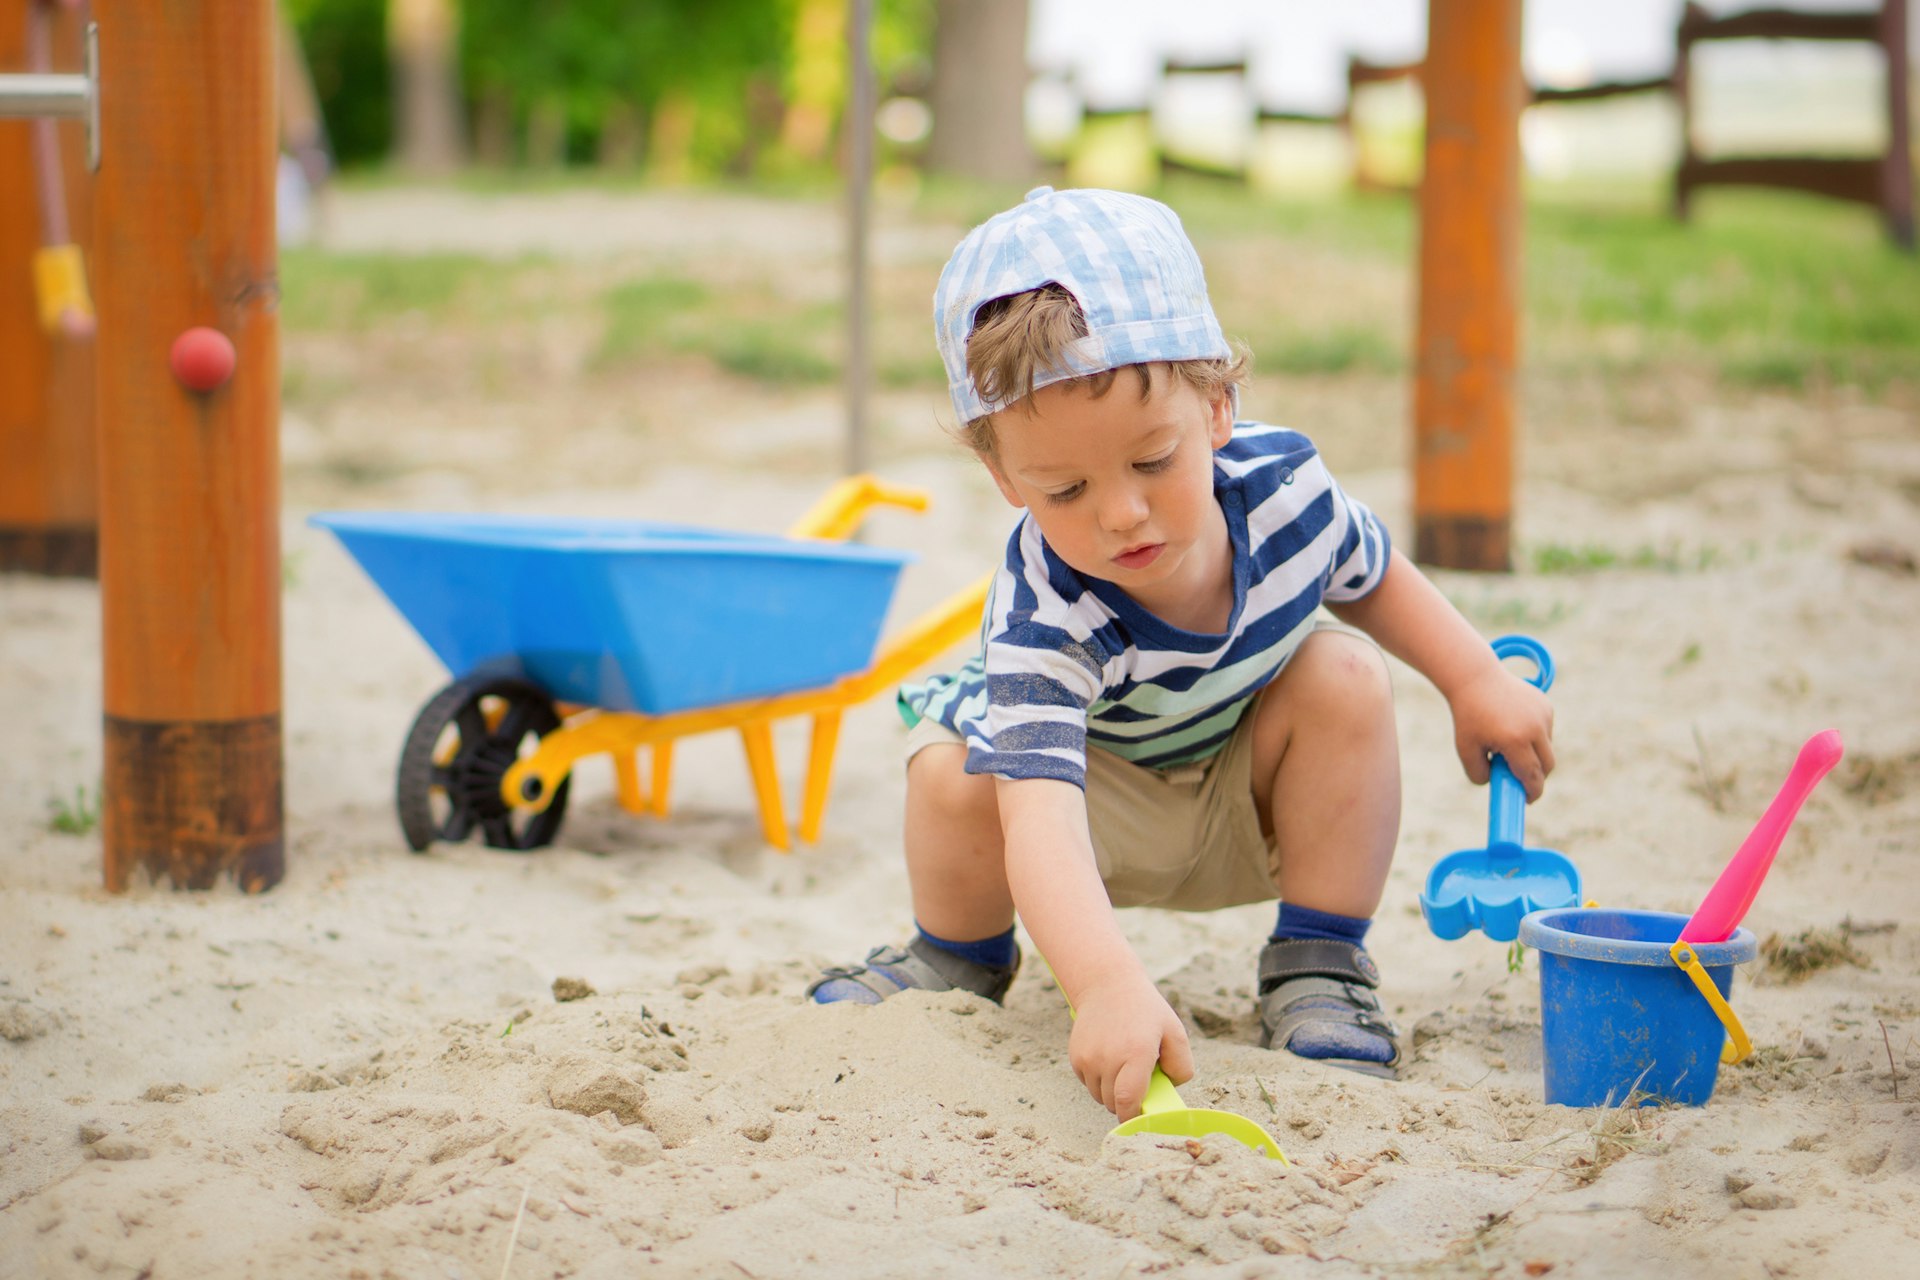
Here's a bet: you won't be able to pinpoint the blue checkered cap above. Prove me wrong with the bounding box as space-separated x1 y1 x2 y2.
933 186 1232 424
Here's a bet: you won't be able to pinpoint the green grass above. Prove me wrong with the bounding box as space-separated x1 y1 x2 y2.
1526 539 1758 575
1527 191 1920 389
1248 326 1405 376
279 250 513 328
711 313 839 384
596 276 713 360
278 175 1920 399
46 783 101 836
1176 176 1919 394
595 278 840 384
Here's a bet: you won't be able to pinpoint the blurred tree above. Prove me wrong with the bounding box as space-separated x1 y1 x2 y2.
462 0 793 173
389 0 466 173
925 0 1030 183
286 0 391 167
289 0 934 177
781 0 842 163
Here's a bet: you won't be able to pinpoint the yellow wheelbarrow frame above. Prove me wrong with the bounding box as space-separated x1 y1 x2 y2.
498 475 990 851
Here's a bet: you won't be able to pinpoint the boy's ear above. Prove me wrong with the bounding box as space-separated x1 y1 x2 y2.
981 454 1028 509
1207 392 1234 449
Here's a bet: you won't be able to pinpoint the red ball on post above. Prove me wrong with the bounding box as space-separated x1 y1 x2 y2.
169 326 237 394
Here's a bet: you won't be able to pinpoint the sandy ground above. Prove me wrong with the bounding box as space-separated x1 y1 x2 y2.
3 186 1918 1279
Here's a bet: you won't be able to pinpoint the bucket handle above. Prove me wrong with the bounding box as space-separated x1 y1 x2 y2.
1668 941 1752 1065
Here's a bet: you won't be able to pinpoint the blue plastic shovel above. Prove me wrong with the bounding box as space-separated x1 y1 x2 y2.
1420 635 1582 942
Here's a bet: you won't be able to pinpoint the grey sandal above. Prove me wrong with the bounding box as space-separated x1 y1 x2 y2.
1257 938 1402 1080
807 936 1020 1005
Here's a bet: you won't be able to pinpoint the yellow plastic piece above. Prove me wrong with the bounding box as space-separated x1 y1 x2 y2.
1048 956 1287 1163
648 744 673 816
799 710 844 845
613 750 647 815
1109 1067 1290 1163
739 723 790 850
1668 940 1753 1065
787 474 931 540
32 244 94 333
495 470 993 851
502 573 993 841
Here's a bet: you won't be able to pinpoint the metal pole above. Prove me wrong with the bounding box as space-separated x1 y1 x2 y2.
845 0 874 477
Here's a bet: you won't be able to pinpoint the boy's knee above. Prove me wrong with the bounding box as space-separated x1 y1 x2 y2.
907 743 998 821
1291 630 1392 711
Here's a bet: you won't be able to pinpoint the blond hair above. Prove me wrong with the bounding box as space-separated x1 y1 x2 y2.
959 284 1248 455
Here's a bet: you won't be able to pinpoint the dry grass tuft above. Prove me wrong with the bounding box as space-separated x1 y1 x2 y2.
1563 1093 1664 1184
1760 921 1875 983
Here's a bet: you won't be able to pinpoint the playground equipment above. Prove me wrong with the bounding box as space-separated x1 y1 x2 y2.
1420 635 1582 941
314 475 991 854
1 4 98 579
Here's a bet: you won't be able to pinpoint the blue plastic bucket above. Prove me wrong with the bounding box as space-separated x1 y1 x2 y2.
1517 908 1757 1107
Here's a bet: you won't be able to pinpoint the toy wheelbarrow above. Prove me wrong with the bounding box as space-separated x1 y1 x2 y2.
1420 635 1582 942
312 476 990 854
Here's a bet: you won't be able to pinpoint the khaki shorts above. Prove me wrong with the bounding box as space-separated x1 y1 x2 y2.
903 705 1278 912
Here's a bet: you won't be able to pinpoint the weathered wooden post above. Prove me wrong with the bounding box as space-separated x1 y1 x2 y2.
1882 0 1913 249
0 3 97 577
1412 0 1524 571
93 5 284 892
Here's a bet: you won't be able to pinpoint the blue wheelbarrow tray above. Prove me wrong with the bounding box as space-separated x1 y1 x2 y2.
311 511 917 715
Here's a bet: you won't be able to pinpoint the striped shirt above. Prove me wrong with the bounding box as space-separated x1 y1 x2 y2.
901 423 1391 788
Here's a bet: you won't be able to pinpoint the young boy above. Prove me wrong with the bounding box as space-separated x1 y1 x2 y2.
809 187 1555 1120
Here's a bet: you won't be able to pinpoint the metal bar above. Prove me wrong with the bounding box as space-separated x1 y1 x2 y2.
85 21 99 173
0 22 101 172
844 0 874 479
0 73 88 116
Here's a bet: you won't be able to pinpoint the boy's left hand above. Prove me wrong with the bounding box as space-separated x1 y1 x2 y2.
1446 664 1556 800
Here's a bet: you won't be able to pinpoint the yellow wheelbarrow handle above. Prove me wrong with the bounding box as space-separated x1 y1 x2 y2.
786 473 931 541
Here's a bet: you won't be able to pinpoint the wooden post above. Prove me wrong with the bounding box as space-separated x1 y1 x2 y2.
0 4 97 577
93 5 284 892
1412 0 1524 571
1672 3 1699 221
1883 0 1914 250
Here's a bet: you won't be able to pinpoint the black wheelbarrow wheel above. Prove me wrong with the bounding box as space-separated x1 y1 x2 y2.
396 675 571 852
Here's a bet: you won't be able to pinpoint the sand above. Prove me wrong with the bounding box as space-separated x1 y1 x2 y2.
2 186 1917 1279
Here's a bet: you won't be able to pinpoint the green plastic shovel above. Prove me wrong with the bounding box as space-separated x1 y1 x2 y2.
1048 957 1288 1163
1110 1064 1289 1162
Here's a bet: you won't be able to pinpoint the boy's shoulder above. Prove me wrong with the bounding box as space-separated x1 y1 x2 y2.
1218 420 1323 480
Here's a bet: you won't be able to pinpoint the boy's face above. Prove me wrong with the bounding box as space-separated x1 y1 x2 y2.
982 364 1234 616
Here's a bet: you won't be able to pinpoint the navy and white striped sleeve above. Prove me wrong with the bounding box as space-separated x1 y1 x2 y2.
1320 478 1393 602
955 529 1108 787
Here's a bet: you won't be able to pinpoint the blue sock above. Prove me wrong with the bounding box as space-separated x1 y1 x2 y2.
917 923 1017 971
1266 902 1392 1064
1269 901 1371 946
811 925 1016 1005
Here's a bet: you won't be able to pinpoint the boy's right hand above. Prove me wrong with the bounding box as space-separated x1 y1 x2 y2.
1067 974 1194 1121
